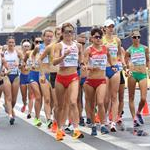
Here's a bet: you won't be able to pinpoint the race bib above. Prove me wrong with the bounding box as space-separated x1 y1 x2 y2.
7 60 18 74
109 46 118 58
131 52 146 65
63 52 78 67
90 54 107 70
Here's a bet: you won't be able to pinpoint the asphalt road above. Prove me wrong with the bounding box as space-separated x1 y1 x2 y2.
0 89 150 150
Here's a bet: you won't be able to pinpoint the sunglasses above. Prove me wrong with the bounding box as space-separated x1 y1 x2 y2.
132 36 140 39
79 42 85 45
108 25 114 28
35 40 43 44
64 30 74 34
93 36 102 39
23 45 30 48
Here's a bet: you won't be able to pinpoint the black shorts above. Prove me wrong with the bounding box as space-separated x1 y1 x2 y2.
50 72 57 88
120 71 125 84
0 79 4 86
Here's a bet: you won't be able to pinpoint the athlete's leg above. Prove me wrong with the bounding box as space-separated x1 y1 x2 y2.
128 76 136 119
118 83 125 117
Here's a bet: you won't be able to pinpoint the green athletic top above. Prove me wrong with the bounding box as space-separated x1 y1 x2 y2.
127 44 146 66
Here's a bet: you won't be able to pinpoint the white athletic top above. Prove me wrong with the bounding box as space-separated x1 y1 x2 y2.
0 56 2 72
39 43 49 63
59 41 78 67
4 50 19 75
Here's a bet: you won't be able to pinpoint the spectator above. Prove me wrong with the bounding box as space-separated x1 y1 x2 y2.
137 7 144 23
132 8 138 22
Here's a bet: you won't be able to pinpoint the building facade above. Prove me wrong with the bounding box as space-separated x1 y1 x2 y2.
1 0 15 32
147 0 150 46
53 0 107 27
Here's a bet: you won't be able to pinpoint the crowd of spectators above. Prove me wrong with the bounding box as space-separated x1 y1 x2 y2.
113 7 148 39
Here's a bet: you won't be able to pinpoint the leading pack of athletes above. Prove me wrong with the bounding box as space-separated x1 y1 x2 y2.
0 19 149 140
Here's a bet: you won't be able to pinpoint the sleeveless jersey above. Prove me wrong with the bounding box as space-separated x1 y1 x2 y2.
39 43 49 63
89 46 107 70
4 50 19 75
102 36 118 59
28 51 40 70
59 41 78 67
127 45 146 66
0 56 2 72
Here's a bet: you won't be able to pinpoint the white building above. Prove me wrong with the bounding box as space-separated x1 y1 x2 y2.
147 0 150 46
1 0 15 32
52 0 107 27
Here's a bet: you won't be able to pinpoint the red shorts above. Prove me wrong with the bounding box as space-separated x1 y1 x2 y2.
56 73 79 88
85 78 106 89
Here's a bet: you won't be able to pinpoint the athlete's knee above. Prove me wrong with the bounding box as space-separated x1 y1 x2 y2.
35 95 42 102
70 100 77 108
44 98 50 105
111 94 118 103
97 101 104 108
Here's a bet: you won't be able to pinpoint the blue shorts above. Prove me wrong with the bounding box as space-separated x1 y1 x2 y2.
80 77 86 86
28 70 40 84
44 73 50 81
8 74 19 84
106 65 119 79
77 69 81 76
20 73 29 85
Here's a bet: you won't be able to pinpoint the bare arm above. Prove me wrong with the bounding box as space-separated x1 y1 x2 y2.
77 43 84 64
124 50 130 69
117 38 126 66
24 50 30 63
84 47 89 65
2 57 8 70
145 46 149 69
53 43 70 66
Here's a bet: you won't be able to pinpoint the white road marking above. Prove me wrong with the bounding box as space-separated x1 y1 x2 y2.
79 126 144 150
1 100 150 150
14 108 98 150
0 101 98 150
138 144 150 147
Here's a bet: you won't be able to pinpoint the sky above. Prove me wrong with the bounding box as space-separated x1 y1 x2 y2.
0 0 64 29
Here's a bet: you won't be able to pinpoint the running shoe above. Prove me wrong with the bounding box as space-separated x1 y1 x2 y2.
120 110 124 118
21 105 26 113
91 126 97 136
133 120 140 128
136 113 144 124
86 118 91 124
46 119 53 128
79 117 85 126
117 116 122 124
73 130 84 139
65 124 73 134
56 130 64 141
27 114 31 119
61 129 66 136
101 126 109 134
133 129 148 136
110 122 117 132
86 118 92 127
34 118 42 127
95 114 100 123
51 121 57 133
117 119 125 131
9 117 15 125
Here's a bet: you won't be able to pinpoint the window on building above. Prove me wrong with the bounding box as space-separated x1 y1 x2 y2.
7 13 11 20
